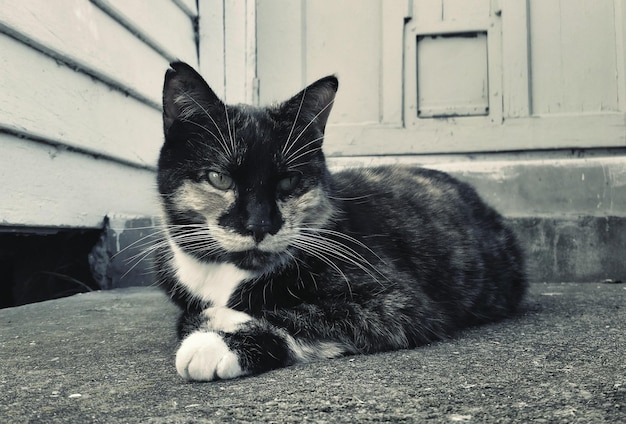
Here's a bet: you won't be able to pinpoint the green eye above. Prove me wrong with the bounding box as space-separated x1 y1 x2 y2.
207 171 234 190
278 174 301 194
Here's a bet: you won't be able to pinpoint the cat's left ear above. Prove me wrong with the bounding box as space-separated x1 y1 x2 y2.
162 61 223 136
282 75 338 135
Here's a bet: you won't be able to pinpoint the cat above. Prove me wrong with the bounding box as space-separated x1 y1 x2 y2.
155 61 527 381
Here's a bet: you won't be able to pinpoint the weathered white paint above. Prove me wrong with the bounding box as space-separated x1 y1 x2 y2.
304 0 383 124
250 0 626 155
529 0 618 114
198 0 257 104
501 0 531 118
0 134 160 228
328 155 626 219
198 0 226 98
0 0 196 228
92 0 198 65
3 0 626 231
404 0 503 125
172 0 198 18
416 33 489 117
0 33 161 168
616 0 626 112
324 114 626 156
0 0 170 106
256 0 306 105
256 0 404 124
380 1 412 125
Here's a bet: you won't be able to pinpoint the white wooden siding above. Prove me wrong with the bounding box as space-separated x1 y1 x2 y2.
0 33 161 167
0 133 159 228
251 0 626 156
2 0 625 230
529 0 619 114
198 0 258 104
0 0 198 228
255 0 405 127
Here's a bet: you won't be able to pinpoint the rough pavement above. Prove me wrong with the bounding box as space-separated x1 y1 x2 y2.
1 282 625 423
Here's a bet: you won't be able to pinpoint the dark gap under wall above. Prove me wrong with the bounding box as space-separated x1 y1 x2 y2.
0 229 101 308
2 215 624 309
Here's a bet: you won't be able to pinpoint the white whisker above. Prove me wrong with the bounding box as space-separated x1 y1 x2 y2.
284 136 325 165
295 233 386 288
289 239 354 300
283 87 308 156
181 91 234 158
223 103 237 157
283 98 335 158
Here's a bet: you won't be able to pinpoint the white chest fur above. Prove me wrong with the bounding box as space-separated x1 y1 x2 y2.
169 242 255 307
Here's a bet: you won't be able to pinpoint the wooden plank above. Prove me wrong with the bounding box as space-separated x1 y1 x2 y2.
0 134 160 228
92 0 198 65
223 0 254 104
414 0 443 25
305 0 382 124
485 10 503 124
256 0 305 104
404 20 420 122
0 34 162 168
501 0 530 117
443 0 490 21
245 0 258 105
529 0 619 114
324 114 626 156
172 0 198 17
0 0 168 107
615 0 626 112
381 0 411 125
198 0 226 98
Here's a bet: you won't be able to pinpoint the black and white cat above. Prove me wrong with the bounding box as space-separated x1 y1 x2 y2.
156 62 526 381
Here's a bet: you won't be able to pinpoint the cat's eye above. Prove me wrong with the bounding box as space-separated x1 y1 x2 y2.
207 171 234 190
277 174 301 194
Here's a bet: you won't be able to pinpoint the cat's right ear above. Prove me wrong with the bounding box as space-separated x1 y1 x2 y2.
162 62 223 136
280 75 338 136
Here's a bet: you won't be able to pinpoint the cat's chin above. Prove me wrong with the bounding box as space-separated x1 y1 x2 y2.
227 249 289 274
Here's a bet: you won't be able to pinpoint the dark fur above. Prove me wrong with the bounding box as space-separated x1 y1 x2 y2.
156 62 526 379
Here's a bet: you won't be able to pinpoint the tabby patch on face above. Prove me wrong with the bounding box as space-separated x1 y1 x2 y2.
169 241 256 307
174 181 235 215
282 186 334 229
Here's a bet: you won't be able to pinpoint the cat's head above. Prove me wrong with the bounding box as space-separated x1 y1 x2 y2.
158 62 337 273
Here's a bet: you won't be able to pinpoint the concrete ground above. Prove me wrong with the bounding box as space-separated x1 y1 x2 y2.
1 282 625 423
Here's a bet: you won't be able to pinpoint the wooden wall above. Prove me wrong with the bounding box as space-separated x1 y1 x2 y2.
0 0 198 228
2 0 625 230
253 0 626 156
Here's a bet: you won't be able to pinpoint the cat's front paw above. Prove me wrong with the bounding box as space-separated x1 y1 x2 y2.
175 332 246 381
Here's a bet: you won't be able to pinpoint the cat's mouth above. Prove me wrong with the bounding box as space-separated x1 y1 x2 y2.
227 248 287 272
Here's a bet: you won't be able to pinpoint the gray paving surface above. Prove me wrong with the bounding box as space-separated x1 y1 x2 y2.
1 282 625 423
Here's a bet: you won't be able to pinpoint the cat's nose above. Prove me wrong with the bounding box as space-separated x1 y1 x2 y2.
245 198 279 243
246 225 269 243
246 223 271 243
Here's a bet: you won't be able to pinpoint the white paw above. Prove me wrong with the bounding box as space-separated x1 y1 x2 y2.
203 307 252 333
175 332 246 381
